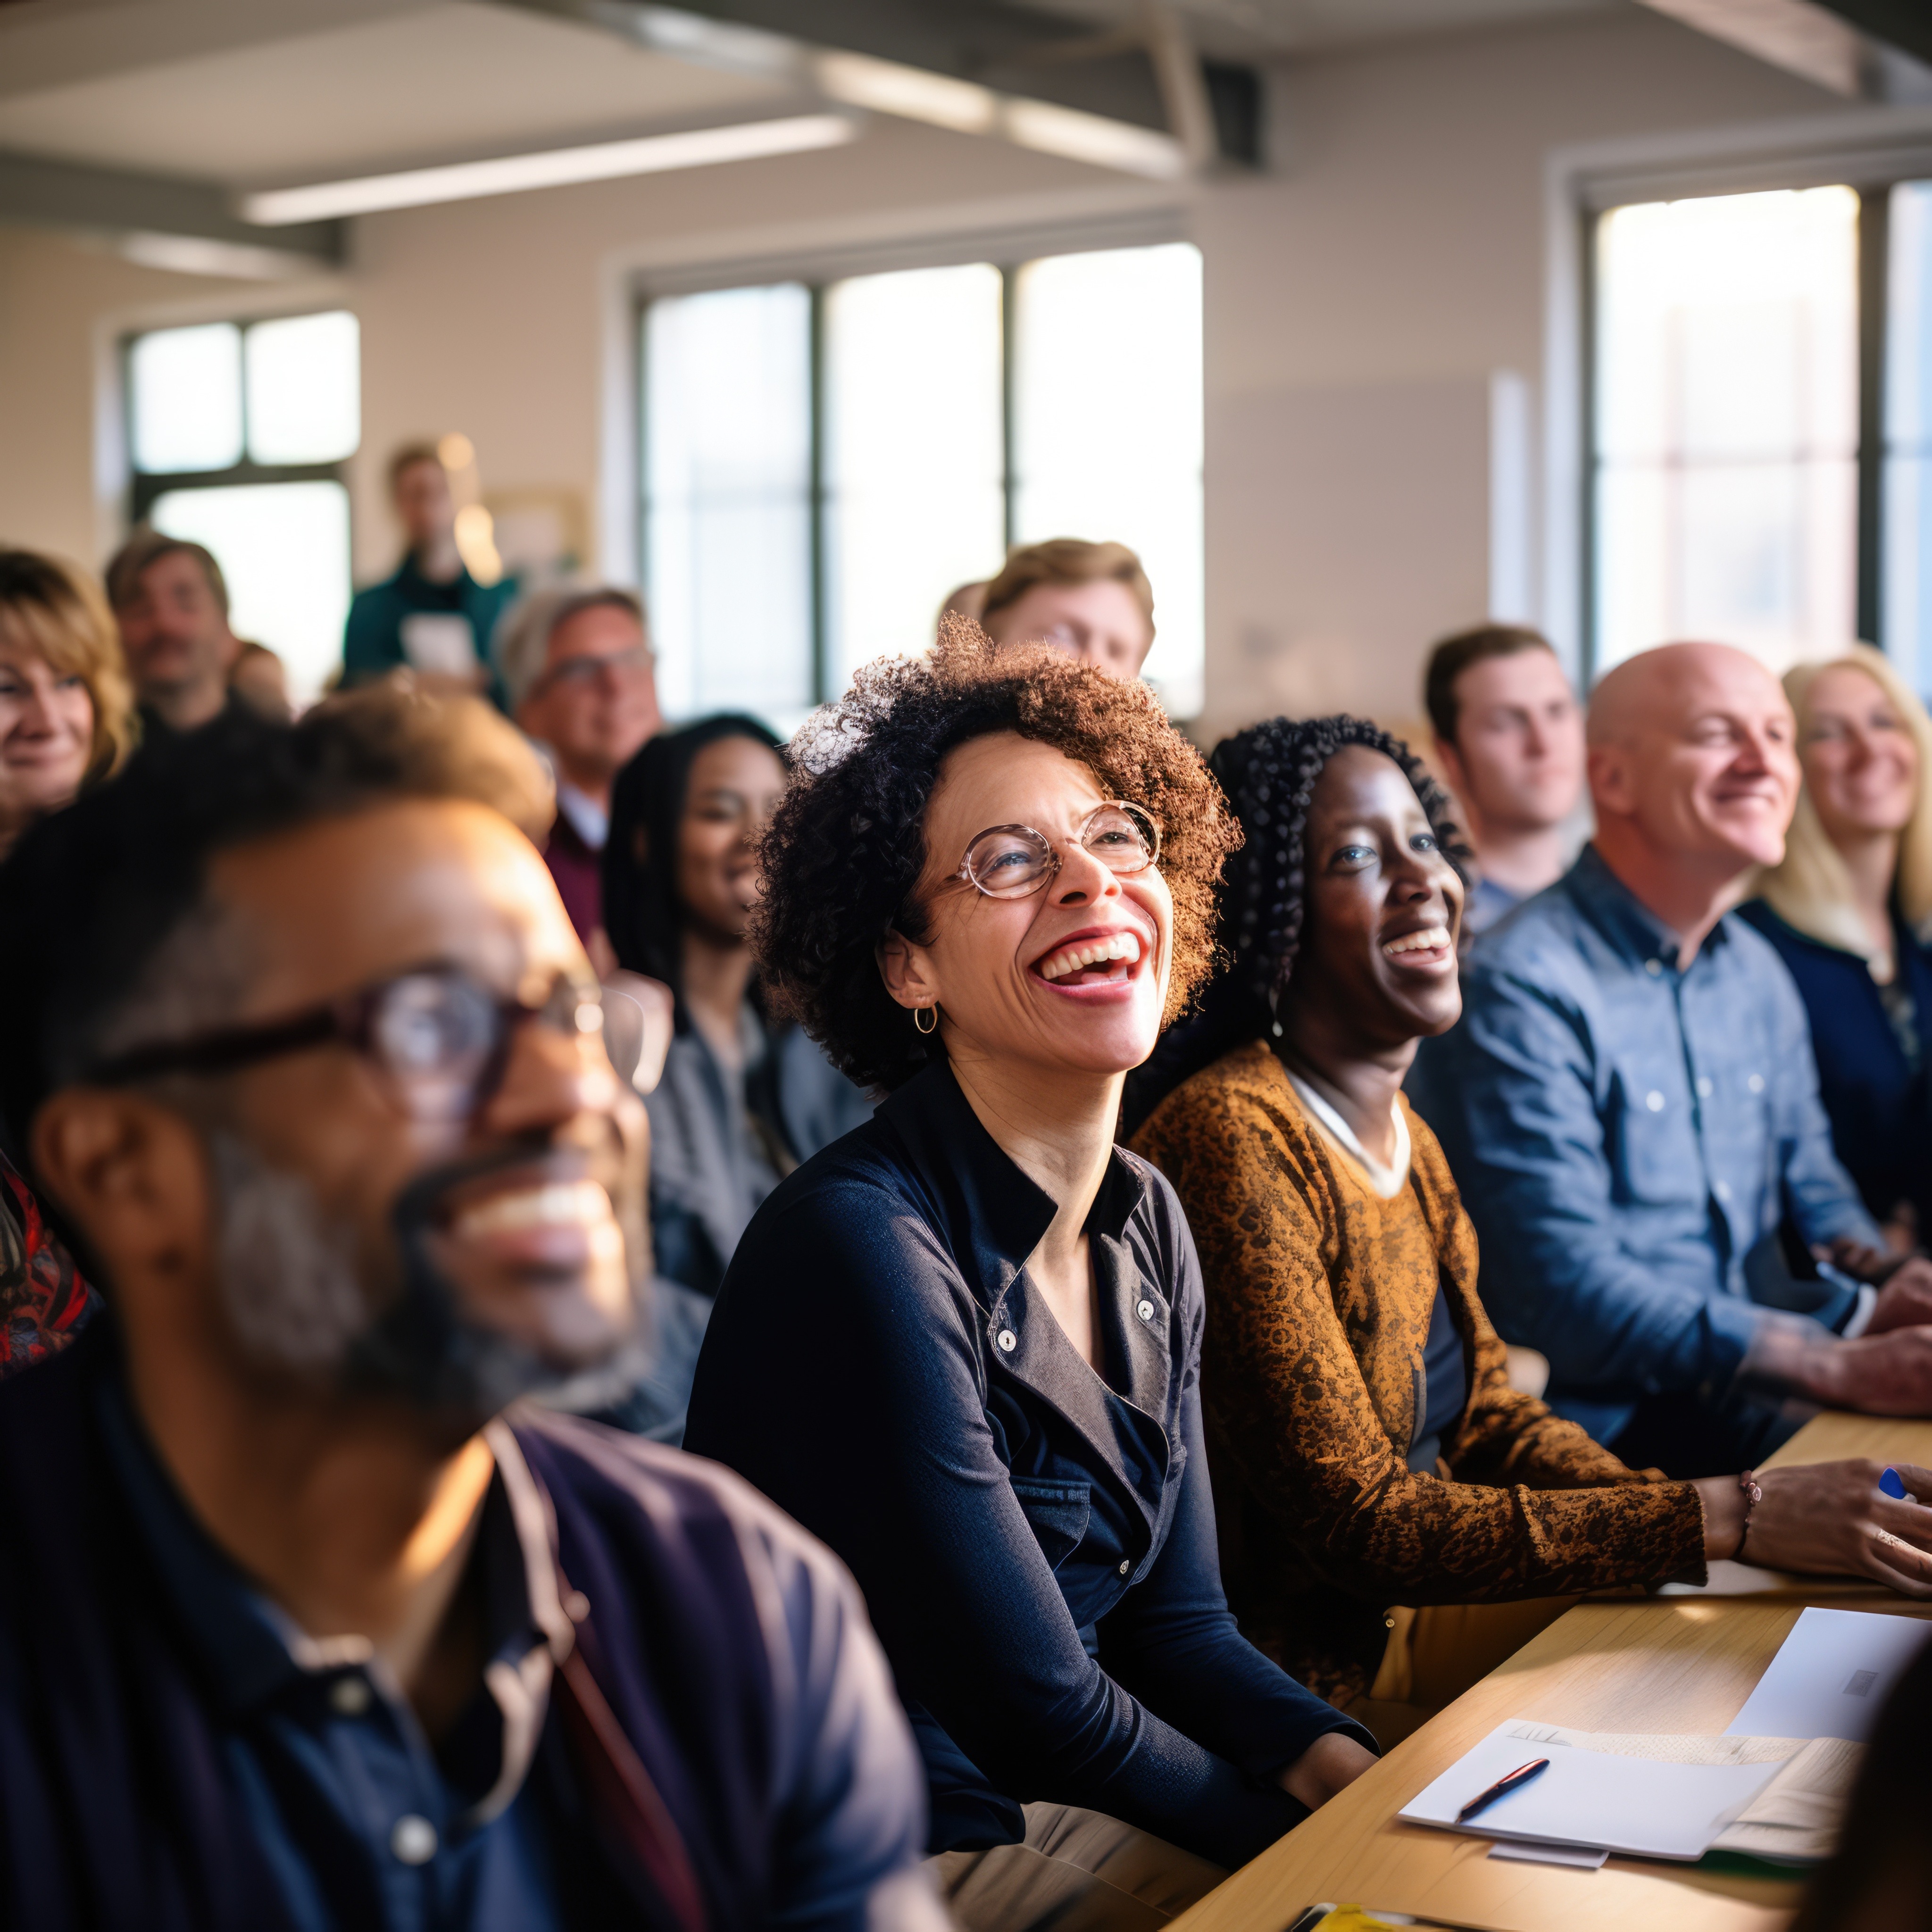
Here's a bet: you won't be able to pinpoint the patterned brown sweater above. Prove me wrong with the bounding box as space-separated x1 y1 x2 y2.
1132 1041 1707 1702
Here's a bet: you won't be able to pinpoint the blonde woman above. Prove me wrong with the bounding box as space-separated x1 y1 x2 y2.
1741 645 1932 1249
0 550 137 858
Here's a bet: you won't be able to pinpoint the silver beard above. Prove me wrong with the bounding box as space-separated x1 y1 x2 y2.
209 1129 366 1377
207 1129 656 1418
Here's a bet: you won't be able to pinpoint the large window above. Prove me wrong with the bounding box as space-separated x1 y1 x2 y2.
642 242 1204 726
1591 179 1932 687
126 310 359 703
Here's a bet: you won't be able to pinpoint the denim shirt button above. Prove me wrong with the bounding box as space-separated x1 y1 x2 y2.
1645 1090 1666 1112
1645 958 1663 976
1697 1077 1713 1098
1136 1299 1155 1322
1715 1181 1732 1203
996 1329 1017 1353
1748 1073 1765 1093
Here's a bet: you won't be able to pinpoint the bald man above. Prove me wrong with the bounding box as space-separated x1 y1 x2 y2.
1410 643 1932 1478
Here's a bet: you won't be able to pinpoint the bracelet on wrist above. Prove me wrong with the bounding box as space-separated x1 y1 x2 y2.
1734 1468 1762 1561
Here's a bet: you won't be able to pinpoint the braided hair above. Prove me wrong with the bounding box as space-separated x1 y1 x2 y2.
1122 714 1470 1134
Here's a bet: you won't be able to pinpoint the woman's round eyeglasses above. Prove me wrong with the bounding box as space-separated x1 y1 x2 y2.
955 800 1161 900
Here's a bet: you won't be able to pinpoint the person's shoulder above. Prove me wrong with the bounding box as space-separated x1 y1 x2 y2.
722 1113 957 1310
742 1112 918 1234
513 1414 870 1637
1459 874 1604 1007
1722 902 1805 970
1136 1039 1298 1150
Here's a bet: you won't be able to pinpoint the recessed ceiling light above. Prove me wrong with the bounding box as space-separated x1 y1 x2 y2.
240 113 858 226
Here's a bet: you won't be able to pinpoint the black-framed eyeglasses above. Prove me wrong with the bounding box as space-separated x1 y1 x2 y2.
86 965 606 1124
955 800 1161 900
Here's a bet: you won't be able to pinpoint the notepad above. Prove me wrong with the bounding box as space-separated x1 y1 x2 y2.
1724 1606 1932 1742
1398 1720 1862 1863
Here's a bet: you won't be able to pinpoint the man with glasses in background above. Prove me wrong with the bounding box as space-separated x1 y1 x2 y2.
497 586 661 962
0 685 938 1932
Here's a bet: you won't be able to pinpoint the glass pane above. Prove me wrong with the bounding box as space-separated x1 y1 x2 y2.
246 310 360 465
1593 187 1859 674
148 482 351 705
645 284 812 722
1012 242 1204 717
129 323 242 474
823 263 1005 690
1885 182 1932 692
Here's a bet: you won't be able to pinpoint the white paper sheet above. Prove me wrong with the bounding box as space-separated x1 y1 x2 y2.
1724 1607 1932 1741
1399 1724 1782 1860
398 612 477 676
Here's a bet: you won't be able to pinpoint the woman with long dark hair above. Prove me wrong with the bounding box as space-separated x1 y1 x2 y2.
602 716 870 1302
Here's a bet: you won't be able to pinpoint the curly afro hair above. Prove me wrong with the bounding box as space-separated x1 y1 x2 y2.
751 620 1238 1094
1122 714 1470 1135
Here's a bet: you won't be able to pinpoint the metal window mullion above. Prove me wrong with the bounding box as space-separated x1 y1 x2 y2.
1858 186 1891 650
809 283 830 708
1001 263 1018 557
1580 204 1603 684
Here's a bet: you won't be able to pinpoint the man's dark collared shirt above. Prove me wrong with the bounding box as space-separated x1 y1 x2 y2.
96 1381 570 1931
0 1325 939 1932
1409 845 1879 1447
685 1060 1373 1871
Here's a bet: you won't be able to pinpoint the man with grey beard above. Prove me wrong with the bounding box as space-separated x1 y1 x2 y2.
0 687 940 1932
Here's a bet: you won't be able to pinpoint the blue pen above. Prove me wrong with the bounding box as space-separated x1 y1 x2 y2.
1881 1467 1908 1500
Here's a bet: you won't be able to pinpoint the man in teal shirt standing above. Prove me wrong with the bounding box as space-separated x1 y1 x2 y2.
343 442 516 706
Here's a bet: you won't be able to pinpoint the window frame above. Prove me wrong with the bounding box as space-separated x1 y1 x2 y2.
1578 156 1932 684
633 217 1196 715
123 310 358 531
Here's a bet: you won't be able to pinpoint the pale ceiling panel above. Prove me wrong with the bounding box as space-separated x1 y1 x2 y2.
0 1 787 184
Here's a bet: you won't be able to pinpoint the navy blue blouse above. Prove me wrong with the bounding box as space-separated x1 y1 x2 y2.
1738 898 1932 1239
684 1060 1371 1868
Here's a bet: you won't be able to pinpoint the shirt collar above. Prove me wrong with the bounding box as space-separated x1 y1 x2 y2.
876 1060 1148 1314
96 1374 575 1825
554 782 608 853
1566 841 1733 969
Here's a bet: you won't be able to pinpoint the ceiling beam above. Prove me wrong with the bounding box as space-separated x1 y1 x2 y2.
495 0 1262 167
0 148 343 274
1813 0 1932 66
1632 0 1932 100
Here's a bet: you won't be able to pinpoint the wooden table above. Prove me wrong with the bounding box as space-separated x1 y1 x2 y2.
1169 1413 1932 1932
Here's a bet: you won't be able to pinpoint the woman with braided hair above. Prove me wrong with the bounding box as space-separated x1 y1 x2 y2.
1132 715 1932 1734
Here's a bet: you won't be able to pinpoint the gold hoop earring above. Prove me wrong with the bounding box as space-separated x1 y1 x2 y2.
914 1003 939 1035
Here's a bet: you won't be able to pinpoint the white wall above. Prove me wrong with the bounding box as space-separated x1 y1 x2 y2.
0 4 1847 736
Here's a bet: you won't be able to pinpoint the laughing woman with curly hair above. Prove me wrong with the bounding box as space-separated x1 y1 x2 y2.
685 628 1376 1929
1130 717 1932 1740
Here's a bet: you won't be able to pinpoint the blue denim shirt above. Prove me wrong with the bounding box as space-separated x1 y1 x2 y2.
1408 846 1880 1446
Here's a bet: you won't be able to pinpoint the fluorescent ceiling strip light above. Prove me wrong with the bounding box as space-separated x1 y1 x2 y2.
241 113 856 225
811 46 1185 182
815 51 999 134
1005 100 1188 180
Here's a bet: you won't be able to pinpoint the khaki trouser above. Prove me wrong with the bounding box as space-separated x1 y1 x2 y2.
929 1803 1228 1932
1348 1597 1579 1748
